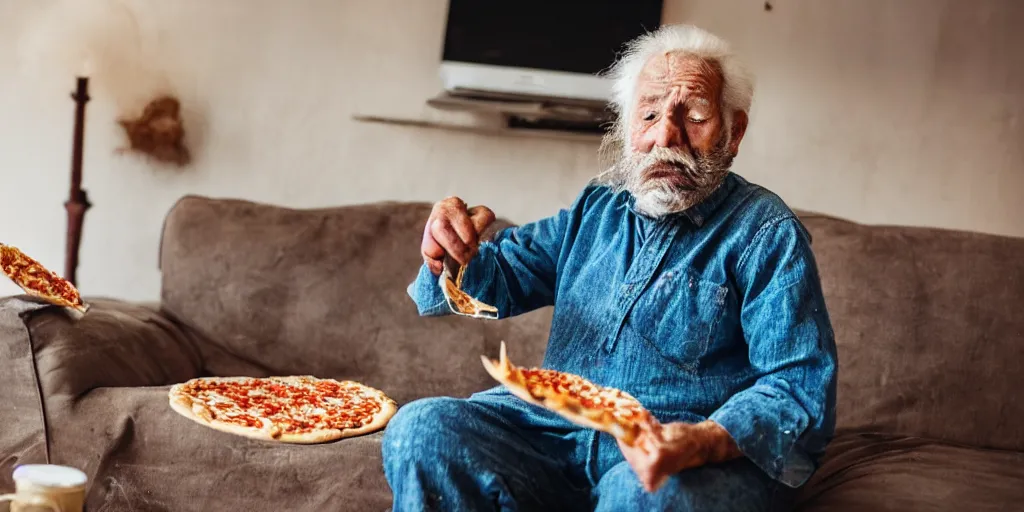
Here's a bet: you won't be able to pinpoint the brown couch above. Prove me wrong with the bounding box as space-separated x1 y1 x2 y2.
1 195 1022 511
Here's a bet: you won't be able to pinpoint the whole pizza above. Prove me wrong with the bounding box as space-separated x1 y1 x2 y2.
481 342 659 446
168 376 397 443
0 243 88 313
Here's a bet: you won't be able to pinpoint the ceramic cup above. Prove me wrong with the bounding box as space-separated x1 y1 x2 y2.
0 465 87 512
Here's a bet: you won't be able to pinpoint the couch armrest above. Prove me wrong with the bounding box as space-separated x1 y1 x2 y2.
0 297 49 489
22 297 204 399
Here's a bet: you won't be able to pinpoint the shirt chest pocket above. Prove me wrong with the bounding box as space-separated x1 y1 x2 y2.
626 268 729 372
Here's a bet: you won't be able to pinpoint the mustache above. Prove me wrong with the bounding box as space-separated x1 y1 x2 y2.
593 132 733 198
636 147 697 171
631 147 700 187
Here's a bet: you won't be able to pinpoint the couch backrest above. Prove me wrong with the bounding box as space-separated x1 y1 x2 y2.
160 196 1024 449
158 196 551 405
799 212 1024 452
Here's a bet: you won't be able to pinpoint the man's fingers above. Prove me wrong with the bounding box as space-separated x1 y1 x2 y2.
421 218 446 275
422 219 446 260
616 433 672 494
646 472 670 493
449 211 479 252
426 258 443 276
430 217 473 264
468 205 496 234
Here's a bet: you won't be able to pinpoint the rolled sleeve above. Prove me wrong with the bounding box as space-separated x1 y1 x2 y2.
710 216 838 488
709 382 818 487
405 239 526 318
406 263 453 317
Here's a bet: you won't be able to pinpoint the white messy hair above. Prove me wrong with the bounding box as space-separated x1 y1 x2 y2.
598 24 755 165
607 24 754 125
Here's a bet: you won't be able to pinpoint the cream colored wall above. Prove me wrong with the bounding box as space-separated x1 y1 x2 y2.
0 0 1021 302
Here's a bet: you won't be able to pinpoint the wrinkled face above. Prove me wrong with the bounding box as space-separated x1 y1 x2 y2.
621 52 748 217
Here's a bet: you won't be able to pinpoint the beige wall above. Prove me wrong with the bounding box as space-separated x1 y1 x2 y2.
0 0 1021 302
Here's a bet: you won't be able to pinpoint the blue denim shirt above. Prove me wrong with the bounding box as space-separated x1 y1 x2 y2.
407 172 838 488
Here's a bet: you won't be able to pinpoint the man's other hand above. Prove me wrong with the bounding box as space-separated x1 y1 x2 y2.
617 420 743 492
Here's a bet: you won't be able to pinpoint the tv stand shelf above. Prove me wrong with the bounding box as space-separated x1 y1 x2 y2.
350 91 611 143
351 114 604 143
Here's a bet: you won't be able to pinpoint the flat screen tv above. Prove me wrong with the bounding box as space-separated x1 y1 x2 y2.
440 1 664 103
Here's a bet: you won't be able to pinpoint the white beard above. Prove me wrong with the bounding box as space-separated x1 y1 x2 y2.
597 136 734 219
633 180 693 218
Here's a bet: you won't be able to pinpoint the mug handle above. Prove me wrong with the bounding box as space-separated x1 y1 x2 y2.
0 493 61 511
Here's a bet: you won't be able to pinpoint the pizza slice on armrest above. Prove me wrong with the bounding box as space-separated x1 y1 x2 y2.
481 341 659 447
0 243 88 313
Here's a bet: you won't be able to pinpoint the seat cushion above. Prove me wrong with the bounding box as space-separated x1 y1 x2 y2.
48 387 391 512
795 434 1024 512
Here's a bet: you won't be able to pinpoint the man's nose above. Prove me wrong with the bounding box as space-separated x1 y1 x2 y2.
653 110 686 149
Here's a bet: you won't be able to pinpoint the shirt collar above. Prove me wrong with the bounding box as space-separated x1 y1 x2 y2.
626 172 738 227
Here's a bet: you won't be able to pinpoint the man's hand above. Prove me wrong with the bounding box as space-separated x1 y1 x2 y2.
421 196 496 275
617 420 743 492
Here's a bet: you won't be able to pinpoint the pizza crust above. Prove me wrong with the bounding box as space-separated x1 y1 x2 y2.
169 383 279 442
168 376 397 444
18 285 89 313
481 341 654 446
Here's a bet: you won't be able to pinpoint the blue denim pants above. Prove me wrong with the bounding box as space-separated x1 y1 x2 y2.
382 387 795 512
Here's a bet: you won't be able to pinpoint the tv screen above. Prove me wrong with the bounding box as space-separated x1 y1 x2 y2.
442 1 664 76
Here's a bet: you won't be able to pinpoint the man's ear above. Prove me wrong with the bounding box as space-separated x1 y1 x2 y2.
728 110 748 156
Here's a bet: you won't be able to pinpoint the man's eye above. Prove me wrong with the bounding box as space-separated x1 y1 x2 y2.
642 112 657 121
687 116 707 124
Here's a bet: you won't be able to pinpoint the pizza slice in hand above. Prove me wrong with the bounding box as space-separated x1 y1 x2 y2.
439 259 498 319
481 341 659 447
0 243 88 313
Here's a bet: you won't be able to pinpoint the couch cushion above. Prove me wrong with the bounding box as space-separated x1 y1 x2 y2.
46 386 390 512
28 298 204 398
799 212 1024 452
158 196 552 405
795 434 1024 512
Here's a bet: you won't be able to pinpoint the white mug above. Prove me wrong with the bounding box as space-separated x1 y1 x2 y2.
0 465 86 512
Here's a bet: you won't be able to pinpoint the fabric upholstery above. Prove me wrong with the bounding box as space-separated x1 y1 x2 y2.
799 212 1024 452
795 434 1024 511
27 298 204 398
0 298 49 493
56 387 392 512
158 195 550 406
15 299 203 510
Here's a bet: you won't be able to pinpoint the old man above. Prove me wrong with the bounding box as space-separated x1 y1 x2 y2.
383 24 838 511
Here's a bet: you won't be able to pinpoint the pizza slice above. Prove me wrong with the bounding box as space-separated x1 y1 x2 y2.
481 341 659 446
0 243 88 313
440 261 498 319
